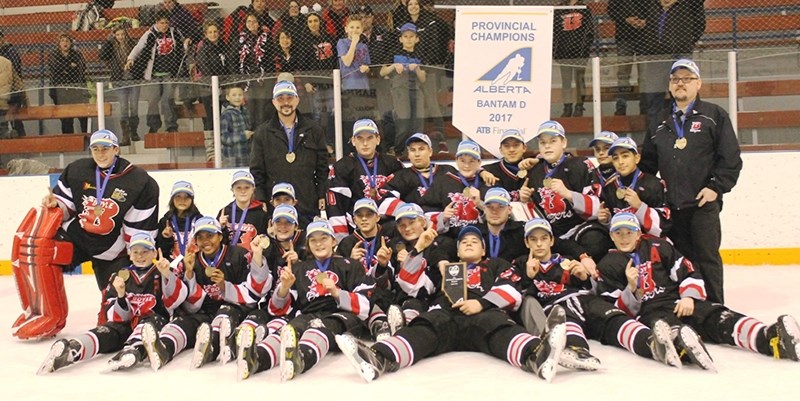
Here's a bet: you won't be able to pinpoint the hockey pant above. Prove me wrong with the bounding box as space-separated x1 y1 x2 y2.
373 308 541 370
72 315 168 361
12 207 73 340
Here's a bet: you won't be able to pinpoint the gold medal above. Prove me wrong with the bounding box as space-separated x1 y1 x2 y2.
395 243 406 253
516 169 528 179
315 273 327 284
616 188 627 200
94 204 104 217
675 137 687 150
286 152 296 163
543 178 553 187
205 266 216 277
462 187 472 197
117 269 130 281
369 188 378 199
560 259 573 271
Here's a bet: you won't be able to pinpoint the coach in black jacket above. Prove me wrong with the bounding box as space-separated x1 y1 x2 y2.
640 59 742 305
250 81 328 229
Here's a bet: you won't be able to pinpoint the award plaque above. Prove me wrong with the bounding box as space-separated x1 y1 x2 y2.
442 262 467 304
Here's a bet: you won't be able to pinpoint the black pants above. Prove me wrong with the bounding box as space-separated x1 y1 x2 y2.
668 201 724 303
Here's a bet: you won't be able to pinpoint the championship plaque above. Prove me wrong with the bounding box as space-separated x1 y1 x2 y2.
442 262 467 304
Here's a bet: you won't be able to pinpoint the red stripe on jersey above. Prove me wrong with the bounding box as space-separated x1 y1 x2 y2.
679 283 707 300
163 280 184 309
398 264 425 285
268 297 292 316
488 288 517 309
616 298 633 318
187 284 204 304
349 292 361 316
250 274 266 295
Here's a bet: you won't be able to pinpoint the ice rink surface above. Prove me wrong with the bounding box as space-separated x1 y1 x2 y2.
2 265 799 401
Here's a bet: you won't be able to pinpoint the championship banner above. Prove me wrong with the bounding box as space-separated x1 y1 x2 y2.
453 6 554 158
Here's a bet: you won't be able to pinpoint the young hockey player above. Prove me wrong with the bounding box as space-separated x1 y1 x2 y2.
218 170 270 250
157 180 203 261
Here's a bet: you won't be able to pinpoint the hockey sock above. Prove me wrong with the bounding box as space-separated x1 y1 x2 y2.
565 321 590 349
160 324 187 357
733 317 769 354
255 333 281 373
373 335 416 369
613 319 651 357
502 332 539 369
298 328 331 373
266 318 287 336
368 305 387 327
70 335 93 362
403 308 420 324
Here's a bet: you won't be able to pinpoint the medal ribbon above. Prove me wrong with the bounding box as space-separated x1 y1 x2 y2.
364 236 377 268
415 164 434 189
171 215 194 255
94 156 118 207
618 169 641 193
280 119 296 154
357 155 378 192
488 233 501 259
201 247 224 269
672 101 696 140
457 172 479 189
502 160 520 175
230 204 250 246
544 154 568 179
629 252 642 289
315 257 332 272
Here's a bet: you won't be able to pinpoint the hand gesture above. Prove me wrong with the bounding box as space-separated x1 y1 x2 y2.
622 188 643 209
624 259 638 292
443 202 457 220
696 187 718 208
375 236 392 266
279 267 296 291
396 248 409 264
113 275 126 297
570 260 590 281
453 299 483 315
219 213 229 226
480 170 498 186
598 202 611 224
304 82 316 93
393 63 404 74
519 178 533 203
350 240 367 260
580 256 599 279
266 219 275 238
283 240 299 267
321 276 339 297
674 297 695 317
415 228 438 253
183 248 197 279
209 268 225 286
42 187 57 208
251 234 271 253
154 249 171 276
162 224 174 239
467 187 481 204
526 250 540 279
518 158 540 171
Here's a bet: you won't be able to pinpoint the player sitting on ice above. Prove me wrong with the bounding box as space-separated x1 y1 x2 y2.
597 212 800 370
39 233 187 374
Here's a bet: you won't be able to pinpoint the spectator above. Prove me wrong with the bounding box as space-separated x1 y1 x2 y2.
48 33 89 134
273 30 304 73
608 0 647 116
0 55 14 139
162 0 202 43
190 20 232 160
235 12 274 129
338 13 373 152
100 26 140 145
637 0 706 131
0 30 25 137
388 0 411 30
271 1 308 45
322 0 350 39
126 11 188 134
300 6 337 149
359 5 397 154
553 0 595 118
223 0 274 46
220 86 253 168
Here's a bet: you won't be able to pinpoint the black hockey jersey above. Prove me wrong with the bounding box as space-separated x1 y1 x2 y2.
217 200 269 251
54 157 159 261
392 235 456 300
105 263 187 328
520 154 600 238
265 230 308 278
598 170 671 237
510 253 590 307
380 164 457 214
483 160 528 202
156 211 202 260
420 171 490 236
184 244 273 315
430 258 522 312
326 152 404 238
596 236 707 318
336 225 397 277
268 256 376 321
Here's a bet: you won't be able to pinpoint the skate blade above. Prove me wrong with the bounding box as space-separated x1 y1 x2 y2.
540 323 567 383
141 324 163 372
279 325 298 381
236 326 255 381
37 341 65 375
191 324 211 369
653 321 682 369
335 334 376 383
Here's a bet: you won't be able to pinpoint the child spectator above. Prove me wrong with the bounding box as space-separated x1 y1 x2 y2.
220 86 253 168
100 26 140 145
337 13 372 144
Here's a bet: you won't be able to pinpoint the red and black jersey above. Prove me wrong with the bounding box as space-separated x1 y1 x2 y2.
599 170 671 237
218 200 269 251
510 253 590 307
104 264 187 328
430 258 522 312
420 171 490 237
380 164 457 215
483 160 528 202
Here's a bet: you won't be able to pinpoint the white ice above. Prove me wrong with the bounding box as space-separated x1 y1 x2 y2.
2 265 799 401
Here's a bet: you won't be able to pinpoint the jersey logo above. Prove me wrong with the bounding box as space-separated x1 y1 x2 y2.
466 265 484 292
156 36 175 56
560 12 585 31
111 188 128 202
479 47 532 85
79 195 119 236
127 293 158 317
690 122 702 132
537 187 569 221
446 192 480 227
533 279 565 297
305 269 340 301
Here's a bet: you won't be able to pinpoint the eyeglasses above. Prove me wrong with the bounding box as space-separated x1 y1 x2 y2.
669 77 699 84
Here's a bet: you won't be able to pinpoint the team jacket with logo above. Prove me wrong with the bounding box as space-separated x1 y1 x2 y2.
218 200 269 251
183 244 273 315
598 170 671 237
268 256 376 321
54 157 159 261
380 163 457 216
105 263 188 328
596 236 707 318
430 258 522 313
519 154 600 239
510 253 590 307
326 153 404 238
420 171 490 236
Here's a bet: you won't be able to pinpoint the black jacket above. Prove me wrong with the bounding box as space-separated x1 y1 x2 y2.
250 112 329 218
607 0 647 43
553 4 595 61
638 0 705 56
640 98 742 210
99 34 137 81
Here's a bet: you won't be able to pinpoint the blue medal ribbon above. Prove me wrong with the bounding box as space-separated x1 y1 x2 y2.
171 214 194 255
357 155 379 193
672 101 696 140
230 204 250 246
629 252 642 289
201 247 224 269
457 172 480 189
544 154 568 180
363 236 377 268
280 119 296 154
618 169 641 194
315 257 332 272
94 156 118 208
415 164 434 189
502 160 520 174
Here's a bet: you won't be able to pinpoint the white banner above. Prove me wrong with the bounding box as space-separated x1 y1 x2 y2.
453 6 554 158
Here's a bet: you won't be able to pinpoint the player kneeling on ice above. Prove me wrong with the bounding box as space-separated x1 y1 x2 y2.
335 225 569 383
237 220 376 381
511 218 683 371
597 212 800 370
39 233 188 374
139 217 273 371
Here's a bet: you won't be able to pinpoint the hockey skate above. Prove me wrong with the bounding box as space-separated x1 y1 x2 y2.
142 322 170 371
370 319 391 342
769 314 800 361
387 304 406 335
279 324 304 381
219 316 236 365
649 319 682 368
236 325 258 381
38 339 81 374
674 325 716 372
335 333 398 383
559 346 601 371
191 323 216 369
523 305 567 382
106 346 144 372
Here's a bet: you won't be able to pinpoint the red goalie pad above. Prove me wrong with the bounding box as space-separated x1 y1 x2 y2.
11 207 72 340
